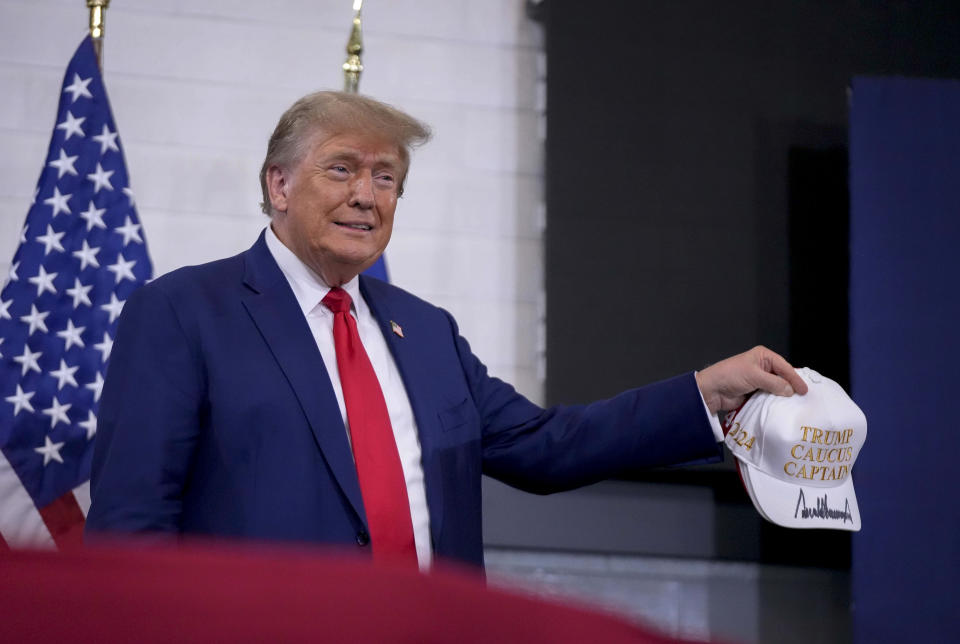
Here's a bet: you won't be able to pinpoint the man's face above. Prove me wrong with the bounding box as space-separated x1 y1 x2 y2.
268 131 404 286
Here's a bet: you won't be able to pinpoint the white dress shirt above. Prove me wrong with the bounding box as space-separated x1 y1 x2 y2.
701 387 725 441
265 226 433 568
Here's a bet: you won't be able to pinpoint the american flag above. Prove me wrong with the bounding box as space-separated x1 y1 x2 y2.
0 36 152 549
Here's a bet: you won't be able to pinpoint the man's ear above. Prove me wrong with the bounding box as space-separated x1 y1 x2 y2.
266 165 290 212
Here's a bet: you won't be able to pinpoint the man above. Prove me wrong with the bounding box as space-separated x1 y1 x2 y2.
87 92 807 568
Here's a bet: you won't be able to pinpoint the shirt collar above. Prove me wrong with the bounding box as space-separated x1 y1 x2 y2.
263 225 365 319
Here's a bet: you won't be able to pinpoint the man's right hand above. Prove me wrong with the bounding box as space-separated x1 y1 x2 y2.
695 346 808 414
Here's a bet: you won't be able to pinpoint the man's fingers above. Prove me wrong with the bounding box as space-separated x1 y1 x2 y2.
752 370 796 397
781 367 808 395
756 347 808 395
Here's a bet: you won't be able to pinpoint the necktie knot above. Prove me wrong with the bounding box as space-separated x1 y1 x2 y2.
322 287 352 315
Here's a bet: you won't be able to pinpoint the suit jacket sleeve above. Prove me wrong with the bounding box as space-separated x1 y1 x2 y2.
440 311 723 493
86 282 204 535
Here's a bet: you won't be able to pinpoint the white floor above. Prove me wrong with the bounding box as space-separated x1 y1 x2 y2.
484 548 852 644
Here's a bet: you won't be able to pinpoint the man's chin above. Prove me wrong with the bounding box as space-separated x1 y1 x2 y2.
318 250 385 284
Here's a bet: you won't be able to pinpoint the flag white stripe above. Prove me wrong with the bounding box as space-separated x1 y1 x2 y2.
72 480 91 516
0 449 55 548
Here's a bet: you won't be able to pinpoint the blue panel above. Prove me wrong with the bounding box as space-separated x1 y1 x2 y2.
362 255 389 282
850 77 960 643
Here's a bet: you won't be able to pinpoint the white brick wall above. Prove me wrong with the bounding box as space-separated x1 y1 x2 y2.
0 0 546 402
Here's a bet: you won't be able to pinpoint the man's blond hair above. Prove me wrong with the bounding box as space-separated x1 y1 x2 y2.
259 91 431 214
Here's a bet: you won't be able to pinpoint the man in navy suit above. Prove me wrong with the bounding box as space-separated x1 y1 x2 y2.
86 92 806 568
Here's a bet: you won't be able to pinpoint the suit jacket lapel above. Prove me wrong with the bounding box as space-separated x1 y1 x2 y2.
240 233 366 526
360 276 446 549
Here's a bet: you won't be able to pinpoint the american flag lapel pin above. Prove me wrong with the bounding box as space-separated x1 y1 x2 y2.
390 320 404 338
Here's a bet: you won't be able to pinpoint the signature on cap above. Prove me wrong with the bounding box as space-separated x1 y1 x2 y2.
794 489 854 524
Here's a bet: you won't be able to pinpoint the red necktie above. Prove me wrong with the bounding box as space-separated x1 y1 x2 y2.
322 287 417 564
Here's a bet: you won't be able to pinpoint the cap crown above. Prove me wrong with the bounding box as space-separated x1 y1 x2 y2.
724 368 867 489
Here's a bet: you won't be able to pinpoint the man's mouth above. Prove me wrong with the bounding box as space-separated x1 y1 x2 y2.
335 222 373 231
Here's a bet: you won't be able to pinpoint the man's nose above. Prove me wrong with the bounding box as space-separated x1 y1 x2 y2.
348 172 375 209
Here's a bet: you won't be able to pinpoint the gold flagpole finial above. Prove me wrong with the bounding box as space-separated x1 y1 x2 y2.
342 0 364 93
86 0 111 71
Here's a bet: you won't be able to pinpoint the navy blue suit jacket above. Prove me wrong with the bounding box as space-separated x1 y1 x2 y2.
87 233 722 566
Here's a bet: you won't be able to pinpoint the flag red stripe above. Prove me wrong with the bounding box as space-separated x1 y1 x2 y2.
38 493 85 551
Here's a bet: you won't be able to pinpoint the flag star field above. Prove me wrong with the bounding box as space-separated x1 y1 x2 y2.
0 37 152 547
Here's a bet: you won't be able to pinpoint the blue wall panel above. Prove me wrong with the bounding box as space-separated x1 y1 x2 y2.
850 77 960 643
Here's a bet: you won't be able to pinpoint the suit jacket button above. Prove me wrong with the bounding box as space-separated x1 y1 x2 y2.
356 531 369 546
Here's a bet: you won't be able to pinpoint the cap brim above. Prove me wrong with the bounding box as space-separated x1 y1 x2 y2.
733 460 772 523
735 457 861 531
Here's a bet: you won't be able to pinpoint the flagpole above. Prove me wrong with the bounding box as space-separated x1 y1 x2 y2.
87 0 110 71
342 1 389 281
342 0 364 93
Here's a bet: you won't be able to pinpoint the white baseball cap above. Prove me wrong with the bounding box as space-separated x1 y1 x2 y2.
722 367 867 531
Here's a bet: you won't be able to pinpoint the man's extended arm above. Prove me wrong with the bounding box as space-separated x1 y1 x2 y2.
439 310 723 493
